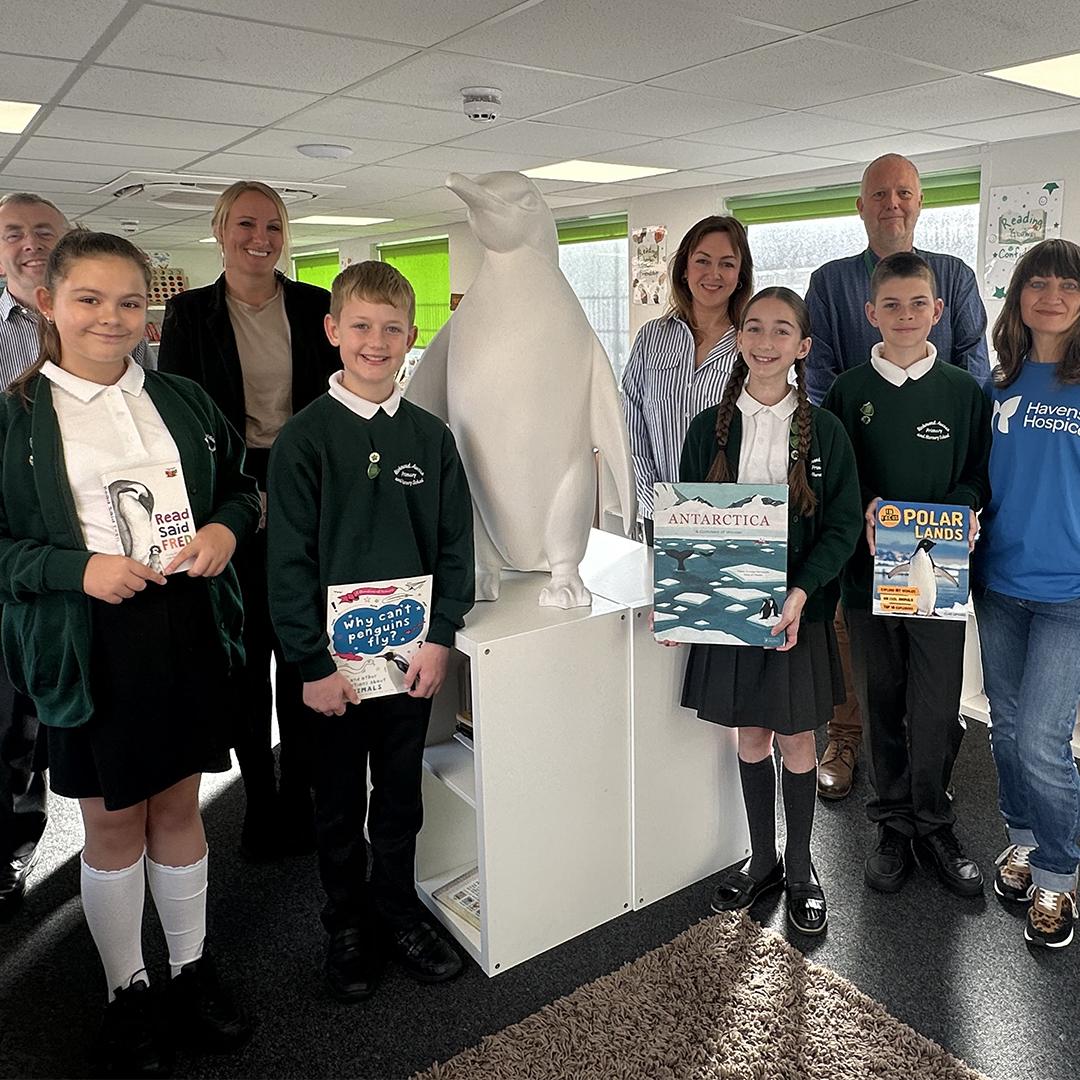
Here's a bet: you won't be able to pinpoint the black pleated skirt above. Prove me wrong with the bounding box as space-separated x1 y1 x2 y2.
681 618 845 735
49 573 231 811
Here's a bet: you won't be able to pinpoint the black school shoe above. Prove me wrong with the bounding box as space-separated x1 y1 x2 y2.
325 927 383 1002
168 951 253 1053
864 825 914 893
913 825 984 897
786 868 828 935
95 980 173 1079
390 921 463 983
0 843 41 919
710 857 785 913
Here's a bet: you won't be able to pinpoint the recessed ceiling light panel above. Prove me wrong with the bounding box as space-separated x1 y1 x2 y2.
523 159 677 183
292 215 394 226
987 52 1080 98
0 99 40 134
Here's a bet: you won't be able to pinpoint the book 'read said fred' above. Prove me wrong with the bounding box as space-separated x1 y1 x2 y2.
326 575 433 699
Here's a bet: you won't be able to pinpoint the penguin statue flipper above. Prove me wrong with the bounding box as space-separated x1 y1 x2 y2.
588 336 638 538
405 318 451 422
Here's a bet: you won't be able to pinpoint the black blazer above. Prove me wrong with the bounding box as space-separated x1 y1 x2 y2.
158 271 339 458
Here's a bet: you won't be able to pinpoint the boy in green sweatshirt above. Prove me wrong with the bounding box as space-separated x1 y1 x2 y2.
823 252 990 902
267 261 474 1002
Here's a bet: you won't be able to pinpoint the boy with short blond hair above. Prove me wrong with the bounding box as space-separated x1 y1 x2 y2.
267 260 474 1001
823 251 991 901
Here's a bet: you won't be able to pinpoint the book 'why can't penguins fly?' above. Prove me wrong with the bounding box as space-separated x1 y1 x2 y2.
101 459 195 575
653 482 788 647
326 575 433 699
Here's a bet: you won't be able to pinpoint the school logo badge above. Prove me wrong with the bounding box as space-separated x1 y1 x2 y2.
394 463 425 486
860 401 874 425
915 419 951 441
993 395 1022 434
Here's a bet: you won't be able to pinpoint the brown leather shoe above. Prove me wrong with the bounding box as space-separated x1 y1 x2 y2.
817 739 857 800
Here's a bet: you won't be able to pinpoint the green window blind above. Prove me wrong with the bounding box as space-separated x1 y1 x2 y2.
726 169 981 226
293 251 340 291
556 214 628 245
377 237 450 348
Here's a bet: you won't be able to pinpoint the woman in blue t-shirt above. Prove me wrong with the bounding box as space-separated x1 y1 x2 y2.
975 238 1080 950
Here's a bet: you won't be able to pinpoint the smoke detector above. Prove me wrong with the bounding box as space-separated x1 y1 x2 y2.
461 86 502 124
118 220 140 234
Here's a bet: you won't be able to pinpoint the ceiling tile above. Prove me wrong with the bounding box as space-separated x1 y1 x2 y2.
934 104 1080 142
364 188 467 215
317 164 454 202
447 121 644 157
165 0 523 47
706 1 918 32
0 135 18 157
18 136 196 170
702 154 850 178
546 181 672 200
439 0 790 80
0 53 77 103
346 50 624 116
224 129 422 166
63 68 320 126
822 0 1080 73
652 37 950 110
97 7 416 94
375 145 550 174
542 87 779 139
0 1 126 59
630 170 734 190
280 98 495 144
33 108 256 152
182 152 364 181
0 174 105 194
811 130 978 161
2 159 129 183
590 140 769 170
686 112 901 153
810 75 1073 129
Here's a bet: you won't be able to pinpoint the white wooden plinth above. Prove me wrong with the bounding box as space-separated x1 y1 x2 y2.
580 530 750 910
416 571 632 976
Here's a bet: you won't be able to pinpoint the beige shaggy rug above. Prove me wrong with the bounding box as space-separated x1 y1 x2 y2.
414 912 988 1080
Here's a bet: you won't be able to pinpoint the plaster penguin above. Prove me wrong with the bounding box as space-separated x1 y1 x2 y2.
406 171 637 608
886 538 959 616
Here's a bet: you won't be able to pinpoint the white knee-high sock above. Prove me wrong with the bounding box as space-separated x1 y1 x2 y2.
146 849 208 977
80 853 149 1002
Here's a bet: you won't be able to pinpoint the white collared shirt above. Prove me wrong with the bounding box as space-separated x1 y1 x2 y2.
869 341 938 386
41 360 180 554
736 387 798 485
327 371 402 419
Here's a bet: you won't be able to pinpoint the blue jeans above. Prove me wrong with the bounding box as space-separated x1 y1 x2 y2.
973 586 1080 892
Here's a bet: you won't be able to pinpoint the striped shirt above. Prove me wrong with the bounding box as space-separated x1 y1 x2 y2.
0 287 150 390
621 313 737 519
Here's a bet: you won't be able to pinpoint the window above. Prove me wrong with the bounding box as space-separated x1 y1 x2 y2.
377 237 451 349
557 215 630 380
293 251 340 291
728 170 980 297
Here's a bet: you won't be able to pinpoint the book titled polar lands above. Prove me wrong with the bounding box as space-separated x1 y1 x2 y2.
873 501 970 620
101 459 195 575
326 575 433 699
653 482 788 647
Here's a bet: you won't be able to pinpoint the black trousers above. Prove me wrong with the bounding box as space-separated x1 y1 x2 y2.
314 693 431 935
847 608 966 837
0 644 46 859
231 525 312 814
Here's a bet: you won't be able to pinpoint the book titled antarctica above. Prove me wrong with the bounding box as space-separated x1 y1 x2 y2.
101 459 195 575
326 575 433 699
652 482 788 647
873 501 970 619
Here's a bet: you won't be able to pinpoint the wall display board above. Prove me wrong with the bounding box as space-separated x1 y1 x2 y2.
631 224 668 307
984 180 1063 299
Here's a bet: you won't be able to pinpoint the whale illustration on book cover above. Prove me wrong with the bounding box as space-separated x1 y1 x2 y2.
653 482 788 647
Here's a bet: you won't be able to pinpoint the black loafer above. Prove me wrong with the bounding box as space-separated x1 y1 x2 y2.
325 927 382 1002
0 843 41 919
95 981 173 1079
390 921 463 983
168 950 253 1053
913 826 984 897
786 871 828 935
865 825 914 893
710 857 785 913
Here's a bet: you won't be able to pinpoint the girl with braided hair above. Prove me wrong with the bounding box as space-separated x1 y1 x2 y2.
677 287 862 935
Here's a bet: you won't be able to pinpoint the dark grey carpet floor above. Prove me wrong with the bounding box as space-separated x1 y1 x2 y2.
1 720 1077 1080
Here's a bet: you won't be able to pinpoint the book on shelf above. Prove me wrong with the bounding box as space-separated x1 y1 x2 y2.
452 728 474 751
652 481 788 647
872 501 970 620
101 459 195 575
326 575 433 699
457 657 472 723
433 867 481 930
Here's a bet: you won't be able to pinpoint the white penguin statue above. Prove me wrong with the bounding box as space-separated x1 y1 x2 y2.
406 170 637 608
886 538 959 616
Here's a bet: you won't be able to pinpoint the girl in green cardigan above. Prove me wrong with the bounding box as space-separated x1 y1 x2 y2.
676 287 862 935
0 232 260 1077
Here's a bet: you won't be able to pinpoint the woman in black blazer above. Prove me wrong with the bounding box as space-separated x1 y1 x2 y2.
159 180 339 861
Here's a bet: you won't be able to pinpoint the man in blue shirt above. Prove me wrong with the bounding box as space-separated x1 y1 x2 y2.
805 155 989 800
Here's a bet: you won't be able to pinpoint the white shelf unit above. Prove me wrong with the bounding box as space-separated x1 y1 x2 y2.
579 530 750 909
416 568 633 977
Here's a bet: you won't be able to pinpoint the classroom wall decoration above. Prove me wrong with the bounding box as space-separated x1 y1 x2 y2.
983 180 1063 299
631 225 668 306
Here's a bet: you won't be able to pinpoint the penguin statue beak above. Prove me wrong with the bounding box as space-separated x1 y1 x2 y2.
446 172 507 210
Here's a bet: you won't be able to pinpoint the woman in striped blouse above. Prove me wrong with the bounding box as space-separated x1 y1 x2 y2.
621 216 753 540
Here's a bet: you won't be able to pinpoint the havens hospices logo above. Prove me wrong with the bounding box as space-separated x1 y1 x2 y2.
993 395 1022 434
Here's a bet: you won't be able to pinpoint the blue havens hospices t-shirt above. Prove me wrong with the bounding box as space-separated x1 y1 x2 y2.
976 360 1080 602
